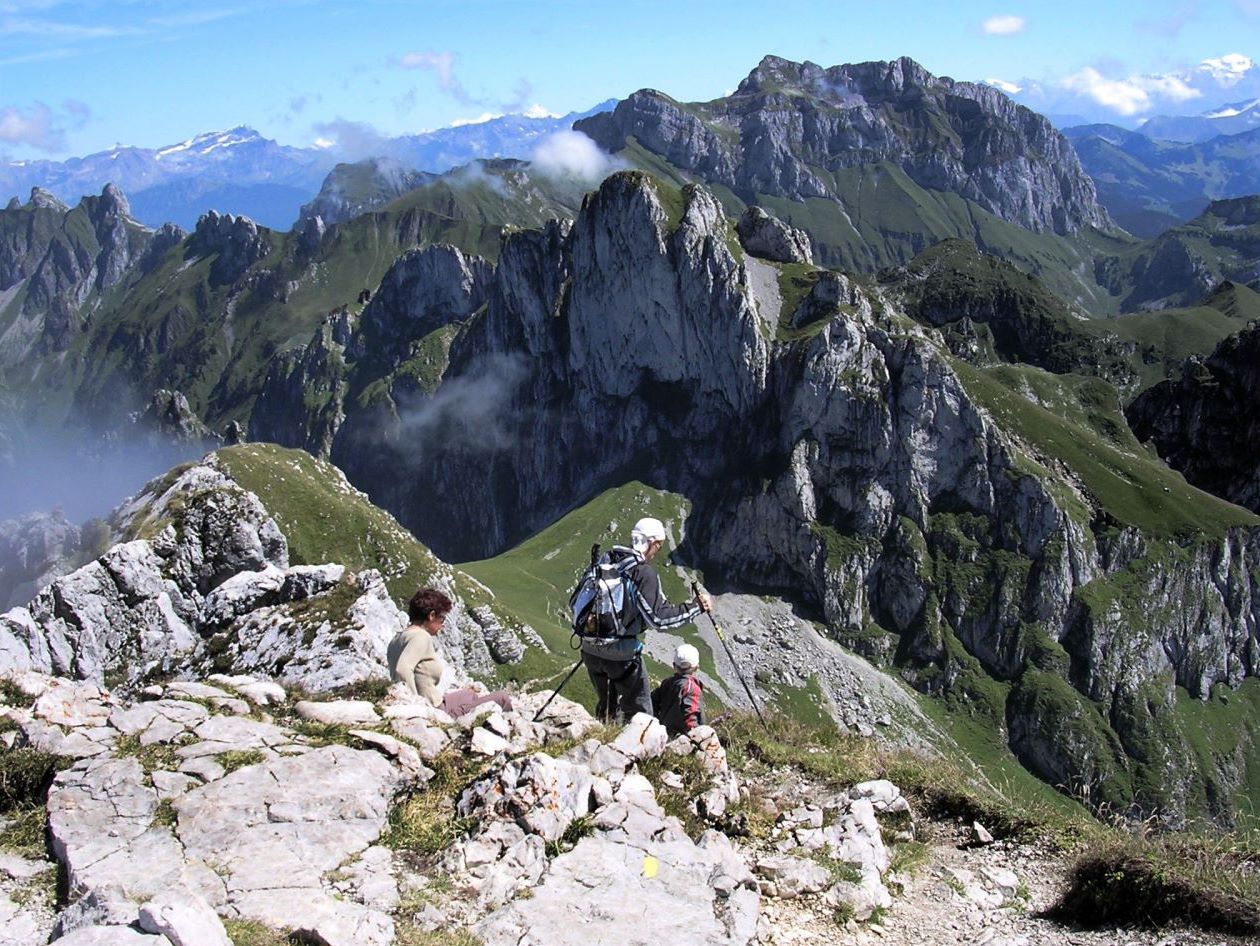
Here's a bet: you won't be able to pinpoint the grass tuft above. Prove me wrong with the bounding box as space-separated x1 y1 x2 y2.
1052 832 1260 934
381 751 486 855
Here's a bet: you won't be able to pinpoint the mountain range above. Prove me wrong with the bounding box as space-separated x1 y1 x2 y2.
1064 122 1260 237
0 103 613 232
4 52 1260 834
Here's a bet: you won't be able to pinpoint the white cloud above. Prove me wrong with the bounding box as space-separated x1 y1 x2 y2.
312 136 334 149
0 101 63 151
1059 66 1200 116
985 77 1023 94
522 104 558 119
529 130 620 182
1199 53 1254 84
399 50 455 84
982 14 1025 35
308 118 387 158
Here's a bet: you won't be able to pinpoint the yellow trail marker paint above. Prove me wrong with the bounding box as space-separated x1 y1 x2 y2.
642 855 659 879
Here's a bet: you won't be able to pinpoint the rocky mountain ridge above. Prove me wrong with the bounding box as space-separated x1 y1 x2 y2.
1 444 1257 945
578 55 1111 237
1127 321 1260 513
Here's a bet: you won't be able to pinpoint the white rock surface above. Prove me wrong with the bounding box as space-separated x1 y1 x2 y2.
138 888 232 946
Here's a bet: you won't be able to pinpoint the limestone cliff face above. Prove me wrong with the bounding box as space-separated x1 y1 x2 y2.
250 311 353 456
577 56 1111 237
188 210 270 286
0 446 538 691
341 173 771 555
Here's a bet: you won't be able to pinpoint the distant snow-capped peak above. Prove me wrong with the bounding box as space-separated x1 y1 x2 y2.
1203 98 1260 119
156 127 264 160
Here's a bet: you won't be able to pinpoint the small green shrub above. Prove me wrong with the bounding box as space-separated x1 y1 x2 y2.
221 920 305 946
217 749 266 774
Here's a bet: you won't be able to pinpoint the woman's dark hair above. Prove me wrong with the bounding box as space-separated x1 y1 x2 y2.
408 587 453 623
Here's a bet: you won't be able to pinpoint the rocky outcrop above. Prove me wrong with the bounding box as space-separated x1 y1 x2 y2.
355 243 493 357
0 511 91 610
298 158 436 227
334 173 769 557
577 56 1110 237
248 311 353 456
0 446 538 691
1127 324 1260 513
0 184 154 361
736 206 812 264
0 673 772 945
132 390 221 446
187 211 270 287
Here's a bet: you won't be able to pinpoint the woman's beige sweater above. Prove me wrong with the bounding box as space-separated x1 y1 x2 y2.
387 625 445 706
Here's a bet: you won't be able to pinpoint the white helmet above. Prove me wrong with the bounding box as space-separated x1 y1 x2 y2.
631 517 666 552
673 643 700 671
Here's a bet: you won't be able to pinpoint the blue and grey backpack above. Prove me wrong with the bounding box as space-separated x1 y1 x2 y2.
568 544 640 640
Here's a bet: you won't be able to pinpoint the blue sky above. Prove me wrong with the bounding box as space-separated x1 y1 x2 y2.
1 0 1258 159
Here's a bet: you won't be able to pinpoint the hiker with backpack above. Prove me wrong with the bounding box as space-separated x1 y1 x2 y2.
570 517 711 722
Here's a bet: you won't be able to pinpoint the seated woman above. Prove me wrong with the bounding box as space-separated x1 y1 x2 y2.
387 587 512 717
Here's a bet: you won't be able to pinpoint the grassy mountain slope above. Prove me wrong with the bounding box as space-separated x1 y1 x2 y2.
1097 197 1260 312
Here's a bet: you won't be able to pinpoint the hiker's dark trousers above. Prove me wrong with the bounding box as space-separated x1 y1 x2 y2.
582 652 652 722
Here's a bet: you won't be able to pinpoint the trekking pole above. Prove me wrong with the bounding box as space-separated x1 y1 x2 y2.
692 581 770 733
533 657 585 722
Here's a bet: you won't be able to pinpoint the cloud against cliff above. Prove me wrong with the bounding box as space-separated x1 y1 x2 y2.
395 354 530 454
530 130 621 183
981 14 1025 35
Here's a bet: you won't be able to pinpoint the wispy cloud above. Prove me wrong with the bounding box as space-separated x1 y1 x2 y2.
0 44 67 64
1139 0 1201 38
0 15 147 39
308 117 387 159
397 48 478 106
981 14 1025 35
145 8 247 29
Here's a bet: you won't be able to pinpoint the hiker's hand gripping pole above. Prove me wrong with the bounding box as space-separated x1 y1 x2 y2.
692 580 770 733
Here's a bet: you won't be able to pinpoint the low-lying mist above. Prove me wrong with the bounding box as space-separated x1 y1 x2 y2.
0 424 209 525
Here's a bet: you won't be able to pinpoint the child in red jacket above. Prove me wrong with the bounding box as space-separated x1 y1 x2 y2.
652 644 704 736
